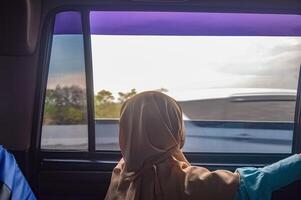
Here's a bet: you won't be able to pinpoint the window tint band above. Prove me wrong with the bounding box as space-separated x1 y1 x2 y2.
56 12 301 36
83 10 96 152
88 12 301 36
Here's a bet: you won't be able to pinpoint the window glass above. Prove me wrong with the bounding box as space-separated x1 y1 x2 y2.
41 12 88 150
90 11 301 153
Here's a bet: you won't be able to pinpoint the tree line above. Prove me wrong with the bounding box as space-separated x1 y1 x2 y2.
43 85 167 125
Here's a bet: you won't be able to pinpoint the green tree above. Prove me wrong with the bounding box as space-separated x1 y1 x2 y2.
68 85 86 107
43 84 87 125
96 90 114 105
94 89 118 119
118 89 137 103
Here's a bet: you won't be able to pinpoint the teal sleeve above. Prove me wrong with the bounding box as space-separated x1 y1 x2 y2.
234 154 301 200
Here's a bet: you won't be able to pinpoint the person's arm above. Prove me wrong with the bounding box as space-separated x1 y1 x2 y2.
234 154 301 200
0 146 36 200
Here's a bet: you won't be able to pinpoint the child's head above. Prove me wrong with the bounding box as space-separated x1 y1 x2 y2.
107 93 239 200
119 91 185 170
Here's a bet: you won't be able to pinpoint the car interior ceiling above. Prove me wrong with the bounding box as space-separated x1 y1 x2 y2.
1 0 301 199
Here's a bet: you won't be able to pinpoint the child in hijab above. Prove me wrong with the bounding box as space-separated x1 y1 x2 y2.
105 91 301 200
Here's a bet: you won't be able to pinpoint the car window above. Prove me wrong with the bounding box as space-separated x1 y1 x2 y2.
41 11 88 150
41 11 301 154
90 11 301 153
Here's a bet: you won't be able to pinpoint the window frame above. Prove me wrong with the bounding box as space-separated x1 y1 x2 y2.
32 4 301 173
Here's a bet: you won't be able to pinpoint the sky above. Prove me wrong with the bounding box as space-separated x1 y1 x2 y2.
47 35 301 101
91 35 301 100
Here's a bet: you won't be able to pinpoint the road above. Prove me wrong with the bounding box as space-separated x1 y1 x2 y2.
41 120 293 153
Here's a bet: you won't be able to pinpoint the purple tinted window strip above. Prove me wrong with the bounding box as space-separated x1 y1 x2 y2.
54 11 301 36
89 11 301 36
54 11 83 34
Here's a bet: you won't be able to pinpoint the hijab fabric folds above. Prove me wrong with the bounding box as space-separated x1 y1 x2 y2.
105 91 239 200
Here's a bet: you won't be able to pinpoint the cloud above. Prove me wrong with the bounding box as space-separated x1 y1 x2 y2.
270 41 301 55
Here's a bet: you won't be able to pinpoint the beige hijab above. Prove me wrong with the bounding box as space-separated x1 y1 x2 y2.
105 91 239 200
